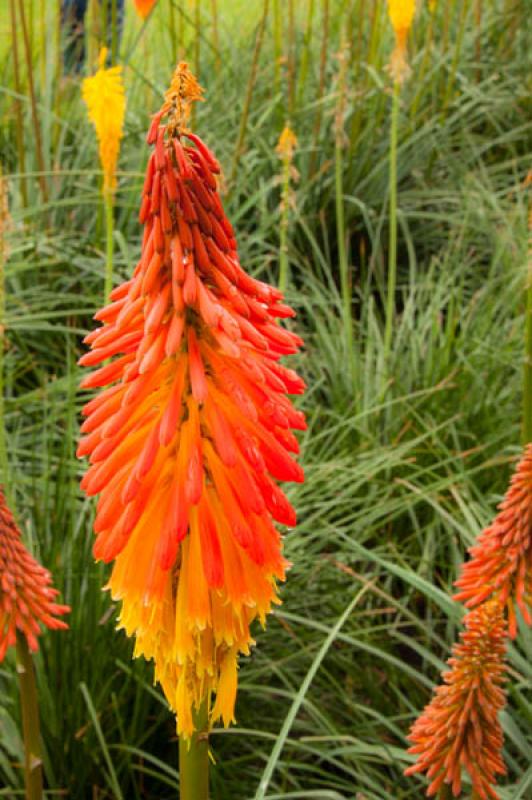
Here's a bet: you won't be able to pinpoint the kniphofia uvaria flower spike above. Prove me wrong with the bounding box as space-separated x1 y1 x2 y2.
132 0 159 18
0 487 69 661
81 47 125 194
454 444 532 637
78 62 306 738
405 600 508 799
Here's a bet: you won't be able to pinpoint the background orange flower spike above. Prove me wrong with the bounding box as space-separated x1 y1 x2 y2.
0 488 69 661
78 62 306 738
454 444 532 637
405 600 508 800
132 0 159 20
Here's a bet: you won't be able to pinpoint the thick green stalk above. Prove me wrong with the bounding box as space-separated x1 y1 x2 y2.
9 0 28 208
179 701 209 800
308 0 328 179
335 45 353 387
16 634 44 800
523 235 532 443
39 0 46 95
211 0 220 68
410 10 434 122
297 0 315 104
104 189 114 301
442 0 468 114
111 0 118 64
278 158 291 293
194 0 201 78
384 81 400 367
169 0 177 58
18 0 48 204
287 0 295 116
191 0 201 128
101 0 108 43
273 0 282 93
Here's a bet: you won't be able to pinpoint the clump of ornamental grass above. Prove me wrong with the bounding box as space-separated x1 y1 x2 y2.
406 446 532 798
77 62 306 798
82 47 126 300
0 487 69 800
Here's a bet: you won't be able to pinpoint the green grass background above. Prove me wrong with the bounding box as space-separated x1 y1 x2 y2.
0 0 531 798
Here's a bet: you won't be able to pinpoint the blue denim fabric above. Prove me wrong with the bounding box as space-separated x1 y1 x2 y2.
61 0 125 72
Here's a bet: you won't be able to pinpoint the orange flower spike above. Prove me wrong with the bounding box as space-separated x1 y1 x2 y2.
0 489 69 661
405 600 508 800
132 0 159 19
78 63 306 738
454 444 532 637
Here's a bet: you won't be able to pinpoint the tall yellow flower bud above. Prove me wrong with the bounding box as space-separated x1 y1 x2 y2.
387 0 416 84
82 48 126 193
133 0 159 18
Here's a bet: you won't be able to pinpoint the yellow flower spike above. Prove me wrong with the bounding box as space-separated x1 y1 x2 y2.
82 48 126 193
387 0 416 85
276 125 298 162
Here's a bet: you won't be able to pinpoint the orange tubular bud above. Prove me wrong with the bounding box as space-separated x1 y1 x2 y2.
0 489 69 660
405 600 508 800
78 63 306 738
454 445 532 637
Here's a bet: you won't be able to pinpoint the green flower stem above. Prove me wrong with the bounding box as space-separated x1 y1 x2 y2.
523 255 532 443
273 0 282 93
278 157 291 293
0 173 7 488
111 0 118 64
16 634 43 800
335 45 354 390
179 700 209 800
104 189 115 302
384 80 400 371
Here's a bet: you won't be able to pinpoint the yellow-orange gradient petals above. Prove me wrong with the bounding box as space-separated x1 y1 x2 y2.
82 48 126 192
132 0 159 19
454 445 532 637
276 125 298 162
78 63 306 738
405 600 508 800
387 0 415 84
0 488 69 661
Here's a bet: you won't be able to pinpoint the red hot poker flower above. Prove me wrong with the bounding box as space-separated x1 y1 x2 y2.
405 600 508 800
0 488 69 661
454 445 532 637
78 63 306 737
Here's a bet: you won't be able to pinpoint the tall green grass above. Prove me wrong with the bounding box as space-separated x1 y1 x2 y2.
0 1 531 798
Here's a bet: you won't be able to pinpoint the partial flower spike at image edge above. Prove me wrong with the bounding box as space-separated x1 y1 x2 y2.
77 61 306 759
